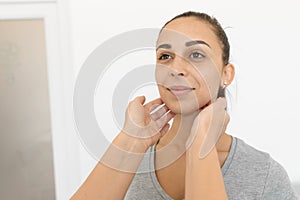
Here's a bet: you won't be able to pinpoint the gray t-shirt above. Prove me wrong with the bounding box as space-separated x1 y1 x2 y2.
125 136 298 200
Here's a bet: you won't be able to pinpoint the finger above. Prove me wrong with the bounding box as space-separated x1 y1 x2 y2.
160 123 170 137
155 110 175 130
151 105 169 121
205 97 226 112
199 100 211 111
144 98 163 111
224 112 230 126
134 95 146 105
214 97 227 110
214 97 227 111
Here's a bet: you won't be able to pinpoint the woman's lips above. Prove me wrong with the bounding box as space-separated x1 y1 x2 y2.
167 86 195 96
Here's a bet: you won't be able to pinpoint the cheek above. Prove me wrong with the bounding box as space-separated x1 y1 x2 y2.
155 64 169 87
193 63 221 100
194 87 211 111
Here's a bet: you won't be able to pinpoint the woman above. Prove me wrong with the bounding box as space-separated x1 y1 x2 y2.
71 11 298 200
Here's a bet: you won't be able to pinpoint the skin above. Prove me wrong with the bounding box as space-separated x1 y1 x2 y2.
154 16 235 199
71 16 235 200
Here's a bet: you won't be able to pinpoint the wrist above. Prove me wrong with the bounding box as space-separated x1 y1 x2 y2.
186 145 218 161
186 146 200 160
186 127 206 153
100 132 149 173
113 131 149 153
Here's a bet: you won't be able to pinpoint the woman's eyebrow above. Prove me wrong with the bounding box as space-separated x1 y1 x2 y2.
156 44 171 51
185 40 211 48
156 40 211 51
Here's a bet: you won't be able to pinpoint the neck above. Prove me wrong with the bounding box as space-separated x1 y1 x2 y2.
157 111 199 148
156 111 231 153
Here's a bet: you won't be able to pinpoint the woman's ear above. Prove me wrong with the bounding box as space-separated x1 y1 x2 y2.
221 63 235 86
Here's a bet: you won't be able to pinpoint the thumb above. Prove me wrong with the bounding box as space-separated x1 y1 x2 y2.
135 95 146 105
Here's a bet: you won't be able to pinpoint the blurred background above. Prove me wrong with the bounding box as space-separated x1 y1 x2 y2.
0 0 299 199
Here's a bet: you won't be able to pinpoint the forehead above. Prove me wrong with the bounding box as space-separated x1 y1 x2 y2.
157 17 222 53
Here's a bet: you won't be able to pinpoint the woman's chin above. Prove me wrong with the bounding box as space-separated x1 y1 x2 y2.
166 103 200 116
160 94 210 115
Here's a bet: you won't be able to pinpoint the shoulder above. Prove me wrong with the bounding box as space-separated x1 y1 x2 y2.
234 137 270 163
224 137 298 199
224 137 271 176
262 157 298 199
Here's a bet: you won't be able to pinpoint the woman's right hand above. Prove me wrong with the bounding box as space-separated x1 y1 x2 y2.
122 96 175 149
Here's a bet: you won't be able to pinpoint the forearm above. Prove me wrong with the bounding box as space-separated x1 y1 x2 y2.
71 132 148 200
185 147 228 200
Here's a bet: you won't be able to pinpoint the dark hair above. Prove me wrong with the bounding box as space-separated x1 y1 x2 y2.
161 11 230 66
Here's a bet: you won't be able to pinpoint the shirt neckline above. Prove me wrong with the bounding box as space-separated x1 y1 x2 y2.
149 136 237 199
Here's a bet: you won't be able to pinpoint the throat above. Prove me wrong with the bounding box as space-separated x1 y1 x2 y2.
155 133 232 168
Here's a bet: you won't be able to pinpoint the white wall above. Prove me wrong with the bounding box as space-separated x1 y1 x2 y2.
68 0 300 195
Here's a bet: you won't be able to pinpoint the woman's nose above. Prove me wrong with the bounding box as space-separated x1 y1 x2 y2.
169 71 185 77
168 57 189 77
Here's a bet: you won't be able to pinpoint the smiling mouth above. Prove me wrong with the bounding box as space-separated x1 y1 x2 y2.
167 86 195 96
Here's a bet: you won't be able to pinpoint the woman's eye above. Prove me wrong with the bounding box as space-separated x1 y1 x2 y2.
190 51 204 59
158 54 172 60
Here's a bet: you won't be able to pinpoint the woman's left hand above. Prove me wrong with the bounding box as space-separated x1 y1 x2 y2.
185 97 230 158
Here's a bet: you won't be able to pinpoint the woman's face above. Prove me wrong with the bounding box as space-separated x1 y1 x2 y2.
155 17 225 115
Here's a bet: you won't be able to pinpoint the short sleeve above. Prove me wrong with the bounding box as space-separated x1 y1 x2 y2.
262 158 298 200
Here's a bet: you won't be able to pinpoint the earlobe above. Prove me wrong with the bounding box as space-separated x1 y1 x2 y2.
222 63 235 86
